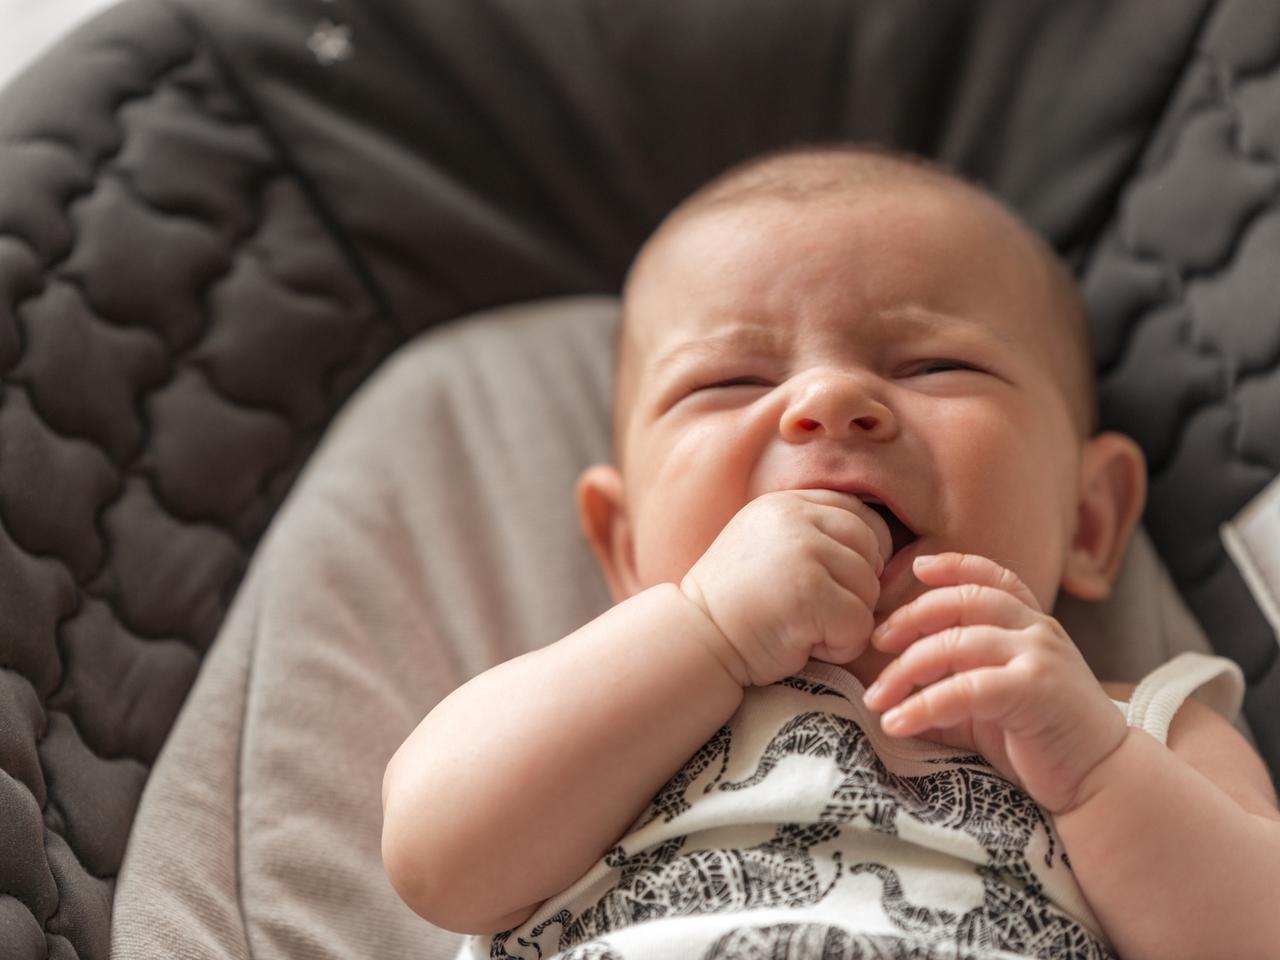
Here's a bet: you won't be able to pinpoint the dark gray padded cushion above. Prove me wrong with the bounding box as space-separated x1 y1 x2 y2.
3 0 1273 957
0 4 393 958
186 0 1211 310
1082 0 1280 776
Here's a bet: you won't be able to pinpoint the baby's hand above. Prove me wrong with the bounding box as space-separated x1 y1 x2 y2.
679 489 892 688
862 553 1128 814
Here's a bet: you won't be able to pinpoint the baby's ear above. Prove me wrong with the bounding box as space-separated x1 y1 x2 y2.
575 464 640 603
1061 431 1148 602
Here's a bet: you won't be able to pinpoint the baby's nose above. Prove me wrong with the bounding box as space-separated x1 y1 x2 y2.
780 376 896 442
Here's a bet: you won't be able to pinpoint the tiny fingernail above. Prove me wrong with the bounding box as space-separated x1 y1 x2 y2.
913 555 939 571
881 707 905 732
863 680 882 703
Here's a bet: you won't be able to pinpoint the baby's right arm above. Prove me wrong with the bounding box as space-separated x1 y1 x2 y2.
380 489 890 934
380 583 744 933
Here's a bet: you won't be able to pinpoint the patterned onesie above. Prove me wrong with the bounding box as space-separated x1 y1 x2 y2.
458 651 1243 960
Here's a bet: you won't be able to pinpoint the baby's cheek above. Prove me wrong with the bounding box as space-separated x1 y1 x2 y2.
631 503 722 587
648 488 756 589
633 433 756 585
936 419 1066 568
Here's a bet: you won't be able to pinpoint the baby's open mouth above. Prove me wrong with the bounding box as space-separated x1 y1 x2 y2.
862 499 918 560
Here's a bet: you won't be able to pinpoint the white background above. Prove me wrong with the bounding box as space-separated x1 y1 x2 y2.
0 0 123 93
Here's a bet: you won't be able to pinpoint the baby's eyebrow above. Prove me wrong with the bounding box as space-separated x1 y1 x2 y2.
651 309 1013 379
652 326 787 377
877 307 1018 348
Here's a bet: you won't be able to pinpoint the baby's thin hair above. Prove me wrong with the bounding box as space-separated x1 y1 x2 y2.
670 141 961 212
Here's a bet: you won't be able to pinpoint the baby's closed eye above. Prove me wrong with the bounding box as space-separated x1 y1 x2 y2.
906 359 984 376
698 376 774 390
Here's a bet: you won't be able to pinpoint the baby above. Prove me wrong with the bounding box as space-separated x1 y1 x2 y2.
381 145 1280 959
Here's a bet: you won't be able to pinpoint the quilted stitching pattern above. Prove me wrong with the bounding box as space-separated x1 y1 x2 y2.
1083 0 1280 772
0 4 395 958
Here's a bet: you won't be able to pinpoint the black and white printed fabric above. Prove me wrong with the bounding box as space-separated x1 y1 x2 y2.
463 653 1242 960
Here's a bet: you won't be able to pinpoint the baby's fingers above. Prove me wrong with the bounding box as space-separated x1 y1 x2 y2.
871 580 1038 655
876 664 1016 738
811 571 879 665
912 553 1042 611
864 625 1016 713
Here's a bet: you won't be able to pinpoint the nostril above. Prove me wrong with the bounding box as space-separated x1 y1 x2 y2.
796 418 820 432
852 415 877 431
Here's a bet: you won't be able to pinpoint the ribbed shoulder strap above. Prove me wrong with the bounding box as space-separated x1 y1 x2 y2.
1125 652 1246 745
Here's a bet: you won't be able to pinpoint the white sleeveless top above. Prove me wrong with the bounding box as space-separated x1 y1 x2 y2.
459 651 1244 960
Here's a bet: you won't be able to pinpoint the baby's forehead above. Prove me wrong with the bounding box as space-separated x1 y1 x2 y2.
643 174 1037 280
629 185 1051 341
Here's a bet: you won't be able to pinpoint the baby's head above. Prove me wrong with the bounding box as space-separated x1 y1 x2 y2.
578 144 1146 624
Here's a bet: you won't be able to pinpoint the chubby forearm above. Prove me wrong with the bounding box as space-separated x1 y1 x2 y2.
381 582 744 933
1054 728 1280 959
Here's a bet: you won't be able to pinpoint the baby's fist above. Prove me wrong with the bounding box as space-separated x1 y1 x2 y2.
680 489 892 687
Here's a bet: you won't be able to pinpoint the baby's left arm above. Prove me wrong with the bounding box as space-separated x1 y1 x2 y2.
862 552 1280 960
1058 682 1279 960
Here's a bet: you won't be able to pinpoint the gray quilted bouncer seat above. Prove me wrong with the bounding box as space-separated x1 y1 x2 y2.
2 0 1278 957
